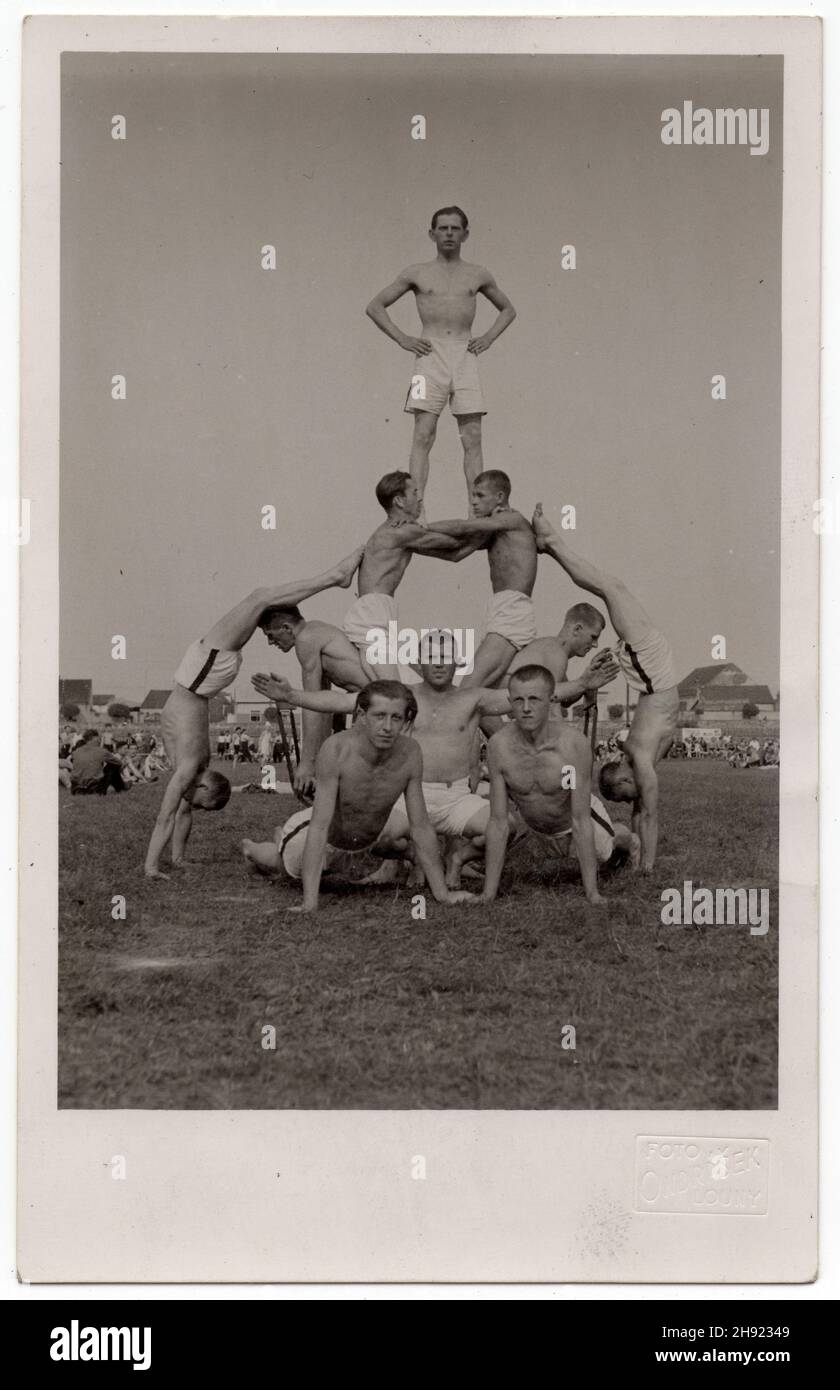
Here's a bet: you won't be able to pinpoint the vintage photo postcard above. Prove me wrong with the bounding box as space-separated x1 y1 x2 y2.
18 14 820 1282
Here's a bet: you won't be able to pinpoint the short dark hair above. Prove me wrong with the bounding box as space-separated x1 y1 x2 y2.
258 605 303 629
564 602 605 631
508 664 554 695
200 769 231 810
81 728 100 744
375 470 411 513
599 760 631 802
355 680 418 724
475 469 511 499
431 205 468 230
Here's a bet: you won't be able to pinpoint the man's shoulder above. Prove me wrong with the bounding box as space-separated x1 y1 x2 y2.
553 724 588 758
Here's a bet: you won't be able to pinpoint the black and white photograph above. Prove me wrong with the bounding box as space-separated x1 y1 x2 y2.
16 13 820 1285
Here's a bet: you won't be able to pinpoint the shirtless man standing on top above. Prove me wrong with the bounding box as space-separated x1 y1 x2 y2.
366 206 516 506
531 504 679 872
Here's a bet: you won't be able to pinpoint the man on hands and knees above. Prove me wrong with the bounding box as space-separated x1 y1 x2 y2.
482 665 639 906
143 547 362 879
241 680 477 913
531 503 679 872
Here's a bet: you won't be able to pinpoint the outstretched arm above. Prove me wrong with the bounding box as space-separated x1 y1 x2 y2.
295 643 333 799
202 547 363 653
403 753 475 905
294 742 340 913
630 756 660 873
482 740 511 901
569 741 605 906
144 762 201 877
532 503 651 646
425 511 522 540
555 650 620 706
469 275 517 355
252 672 357 715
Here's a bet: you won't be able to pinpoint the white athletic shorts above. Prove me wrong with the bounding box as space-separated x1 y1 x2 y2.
276 805 407 880
617 627 677 695
485 589 538 650
342 592 398 660
392 778 490 837
403 337 486 418
173 639 242 698
530 794 617 865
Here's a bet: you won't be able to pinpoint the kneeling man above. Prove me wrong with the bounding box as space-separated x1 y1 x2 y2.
242 680 477 913
482 665 639 905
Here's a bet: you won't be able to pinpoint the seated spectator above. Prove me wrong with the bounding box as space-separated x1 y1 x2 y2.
70 730 127 795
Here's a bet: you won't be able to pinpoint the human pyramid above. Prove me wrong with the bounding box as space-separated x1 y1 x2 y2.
144 207 681 912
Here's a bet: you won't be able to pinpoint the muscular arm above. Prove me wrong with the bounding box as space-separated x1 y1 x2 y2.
365 270 419 350
470 274 517 351
397 525 485 560
297 742 341 912
252 672 356 715
569 740 605 905
476 688 512 716
424 512 522 540
296 642 333 797
482 739 510 901
630 756 660 872
144 762 201 877
402 753 453 904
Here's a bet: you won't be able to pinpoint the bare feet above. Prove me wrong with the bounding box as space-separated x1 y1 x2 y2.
628 832 641 870
360 861 402 886
406 864 427 890
242 838 280 875
530 501 557 552
144 868 170 881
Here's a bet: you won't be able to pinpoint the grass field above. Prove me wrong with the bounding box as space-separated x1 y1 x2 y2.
58 759 778 1110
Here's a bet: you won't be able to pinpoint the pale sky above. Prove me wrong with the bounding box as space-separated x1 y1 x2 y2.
60 53 782 702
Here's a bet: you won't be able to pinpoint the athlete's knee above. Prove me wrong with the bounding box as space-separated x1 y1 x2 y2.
412 412 438 444
457 415 482 447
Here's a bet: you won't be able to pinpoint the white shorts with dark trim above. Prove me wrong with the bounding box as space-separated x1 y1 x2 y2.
173 639 243 698
529 794 617 864
404 337 486 418
277 805 407 880
617 627 677 695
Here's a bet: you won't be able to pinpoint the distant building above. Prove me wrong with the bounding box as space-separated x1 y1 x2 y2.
59 678 93 717
234 698 273 726
678 663 776 721
139 689 171 723
91 693 115 714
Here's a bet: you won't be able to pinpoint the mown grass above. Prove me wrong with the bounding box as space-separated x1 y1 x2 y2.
58 760 778 1109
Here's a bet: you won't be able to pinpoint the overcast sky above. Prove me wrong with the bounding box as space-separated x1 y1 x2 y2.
60 52 782 701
